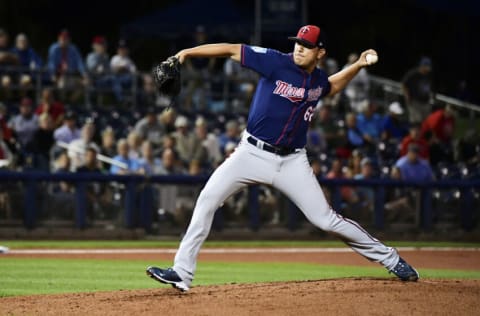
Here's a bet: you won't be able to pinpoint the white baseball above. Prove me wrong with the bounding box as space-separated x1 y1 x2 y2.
365 53 378 65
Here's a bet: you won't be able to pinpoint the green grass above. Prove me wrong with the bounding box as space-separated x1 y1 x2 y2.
0 258 479 297
2 240 480 249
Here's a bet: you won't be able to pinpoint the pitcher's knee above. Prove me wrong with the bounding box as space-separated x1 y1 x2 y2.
311 219 333 231
196 189 224 211
306 208 340 232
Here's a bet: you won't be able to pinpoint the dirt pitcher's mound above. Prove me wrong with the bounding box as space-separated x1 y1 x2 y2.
2 278 479 316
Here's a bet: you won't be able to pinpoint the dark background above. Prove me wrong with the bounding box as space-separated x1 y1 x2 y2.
0 0 478 102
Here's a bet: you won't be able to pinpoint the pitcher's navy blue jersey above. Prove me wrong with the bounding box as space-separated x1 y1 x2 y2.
241 45 331 148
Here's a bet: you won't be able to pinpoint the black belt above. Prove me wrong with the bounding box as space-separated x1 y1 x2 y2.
247 136 297 156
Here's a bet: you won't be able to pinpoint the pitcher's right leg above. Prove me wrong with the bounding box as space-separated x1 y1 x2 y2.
172 144 274 284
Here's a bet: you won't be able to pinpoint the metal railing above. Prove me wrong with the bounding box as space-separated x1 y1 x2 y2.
369 74 480 117
0 65 140 108
0 171 478 232
3 65 478 118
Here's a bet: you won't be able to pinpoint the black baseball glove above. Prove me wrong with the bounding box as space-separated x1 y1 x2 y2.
152 56 181 99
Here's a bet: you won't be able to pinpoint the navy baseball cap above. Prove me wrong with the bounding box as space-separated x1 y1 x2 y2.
288 25 326 49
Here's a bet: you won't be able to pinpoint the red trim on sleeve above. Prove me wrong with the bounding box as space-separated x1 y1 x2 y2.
241 45 246 66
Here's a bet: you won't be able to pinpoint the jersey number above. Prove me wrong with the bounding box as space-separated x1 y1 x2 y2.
304 106 315 122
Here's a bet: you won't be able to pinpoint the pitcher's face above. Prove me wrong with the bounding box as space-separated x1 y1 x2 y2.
293 43 325 69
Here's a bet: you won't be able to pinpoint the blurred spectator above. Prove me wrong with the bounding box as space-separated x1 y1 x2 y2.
26 113 54 171
8 97 38 147
384 166 415 222
127 130 142 160
344 53 370 113
100 127 116 158
110 138 138 175
47 30 88 90
193 117 221 167
172 115 195 164
76 146 101 173
424 130 454 167
86 36 115 100
51 151 73 193
317 57 341 108
402 57 433 124
421 105 455 145
399 124 429 159
381 102 408 143
0 102 13 147
10 33 43 87
76 146 103 222
347 149 364 176
136 140 163 175
68 121 100 171
317 105 343 152
158 148 185 176
223 57 257 112
0 28 10 52
156 148 187 225
455 129 478 166
183 25 215 110
356 102 383 142
345 112 373 152
326 158 359 205
53 111 80 144
159 108 177 134
0 28 20 88
395 144 434 182
310 158 323 177
162 134 176 151
86 36 109 76
35 88 65 127
354 157 376 213
139 74 159 106
134 107 165 151
324 57 339 76
188 159 205 176
218 120 241 154
53 151 70 172
306 114 327 158
110 40 136 103
0 128 13 169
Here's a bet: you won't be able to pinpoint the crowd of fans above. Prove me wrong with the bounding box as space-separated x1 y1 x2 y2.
0 26 479 227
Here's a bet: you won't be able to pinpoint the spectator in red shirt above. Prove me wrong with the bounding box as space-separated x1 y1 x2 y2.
421 105 455 145
0 102 13 142
35 88 65 127
326 158 359 205
399 123 429 159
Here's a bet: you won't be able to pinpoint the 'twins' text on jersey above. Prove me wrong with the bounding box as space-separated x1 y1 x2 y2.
241 45 331 148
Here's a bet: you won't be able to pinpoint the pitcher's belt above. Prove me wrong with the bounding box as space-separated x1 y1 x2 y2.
246 136 299 156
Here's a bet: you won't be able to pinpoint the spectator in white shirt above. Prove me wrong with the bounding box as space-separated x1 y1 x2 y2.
344 53 370 113
110 40 136 103
68 120 100 171
53 111 80 144
9 97 38 147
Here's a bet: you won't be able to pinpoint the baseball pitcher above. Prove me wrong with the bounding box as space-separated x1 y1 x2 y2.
147 25 419 292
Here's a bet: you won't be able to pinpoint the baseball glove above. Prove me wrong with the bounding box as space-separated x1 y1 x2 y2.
152 56 181 99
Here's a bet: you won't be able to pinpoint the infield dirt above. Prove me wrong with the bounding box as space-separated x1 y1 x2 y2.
2 249 480 315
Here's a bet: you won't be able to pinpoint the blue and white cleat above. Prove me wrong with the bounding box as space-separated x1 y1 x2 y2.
389 257 419 281
146 266 190 292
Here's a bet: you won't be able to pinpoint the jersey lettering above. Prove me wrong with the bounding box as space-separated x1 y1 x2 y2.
273 80 305 102
273 80 324 104
304 106 315 122
307 86 323 102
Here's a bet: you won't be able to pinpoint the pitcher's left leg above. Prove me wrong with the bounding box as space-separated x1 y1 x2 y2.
273 152 399 269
